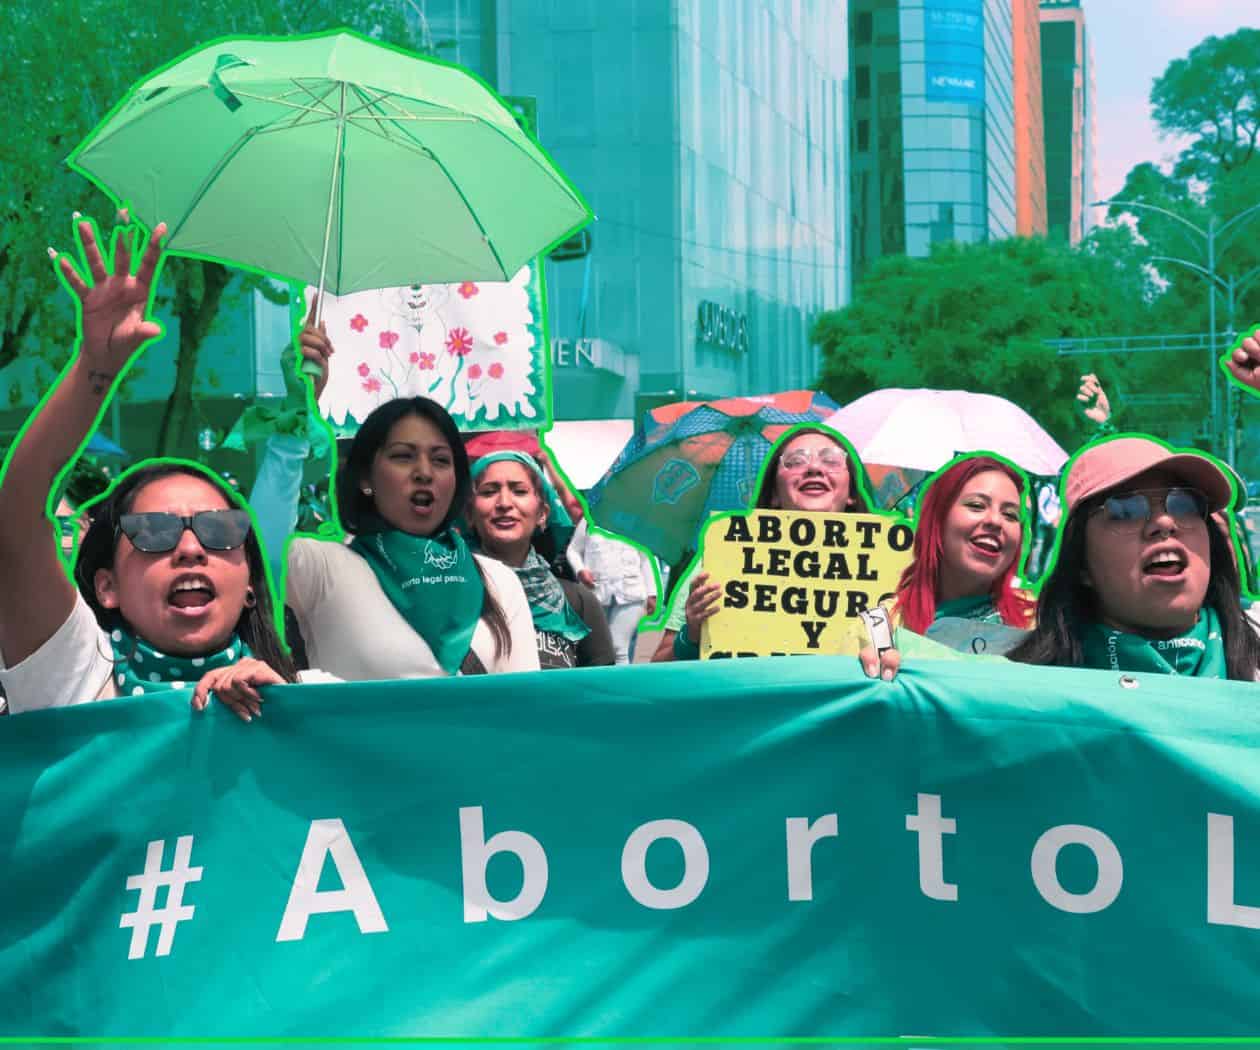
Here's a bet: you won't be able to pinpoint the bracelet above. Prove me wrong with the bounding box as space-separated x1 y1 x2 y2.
672 628 701 661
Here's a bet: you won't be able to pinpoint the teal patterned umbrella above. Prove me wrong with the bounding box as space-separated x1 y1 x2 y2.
586 391 840 562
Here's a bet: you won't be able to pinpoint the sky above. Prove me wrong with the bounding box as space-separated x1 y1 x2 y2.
1088 0 1257 204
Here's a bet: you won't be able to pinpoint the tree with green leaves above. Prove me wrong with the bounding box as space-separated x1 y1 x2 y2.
1151 28 1259 182
1109 28 1260 348
0 0 423 454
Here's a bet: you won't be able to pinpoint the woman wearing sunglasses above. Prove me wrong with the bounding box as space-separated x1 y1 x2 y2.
891 454 1036 653
0 215 296 717
652 425 875 662
1005 436 1260 678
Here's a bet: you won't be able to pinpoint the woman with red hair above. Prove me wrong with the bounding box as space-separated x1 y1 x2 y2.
892 454 1035 649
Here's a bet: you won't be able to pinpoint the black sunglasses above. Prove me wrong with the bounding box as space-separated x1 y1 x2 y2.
1091 487 1208 529
117 509 252 553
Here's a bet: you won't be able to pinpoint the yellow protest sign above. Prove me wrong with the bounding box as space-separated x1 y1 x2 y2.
698 510 914 659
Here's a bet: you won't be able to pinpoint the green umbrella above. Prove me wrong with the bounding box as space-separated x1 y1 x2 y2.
70 29 591 369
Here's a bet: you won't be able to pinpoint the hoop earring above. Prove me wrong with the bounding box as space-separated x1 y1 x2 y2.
362 486 374 497
244 588 257 609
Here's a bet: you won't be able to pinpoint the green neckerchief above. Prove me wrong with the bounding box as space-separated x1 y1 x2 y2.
1079 608 1228 678
350 527 484 674
513 548 590 643
933 595 1001 624
109 627 252 696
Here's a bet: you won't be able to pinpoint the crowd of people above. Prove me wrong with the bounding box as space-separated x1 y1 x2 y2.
3 212 1260 718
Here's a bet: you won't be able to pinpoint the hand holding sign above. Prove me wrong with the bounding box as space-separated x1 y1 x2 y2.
684 572 723 645
858 605 900 682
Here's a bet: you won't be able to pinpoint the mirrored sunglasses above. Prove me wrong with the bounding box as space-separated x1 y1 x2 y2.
117 509 252 553
780 448 848 473
1092 487 1208 529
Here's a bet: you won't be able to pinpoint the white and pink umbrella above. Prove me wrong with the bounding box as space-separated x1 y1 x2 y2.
822 388 1069 476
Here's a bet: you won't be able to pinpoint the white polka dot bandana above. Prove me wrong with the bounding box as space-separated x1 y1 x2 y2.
109 628 252 696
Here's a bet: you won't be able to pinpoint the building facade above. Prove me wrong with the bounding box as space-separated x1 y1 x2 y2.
1039 0 1095 243
849 0 1020 283
490 0 851 421
1012 0 1048 236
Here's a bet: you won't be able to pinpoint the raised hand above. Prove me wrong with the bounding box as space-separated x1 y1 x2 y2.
1225 327 1260 394
51 211 166 391
298 294 334 399
1076 373 1111 425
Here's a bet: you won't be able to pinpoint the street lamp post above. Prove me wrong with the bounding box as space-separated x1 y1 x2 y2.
1090 199 1260 460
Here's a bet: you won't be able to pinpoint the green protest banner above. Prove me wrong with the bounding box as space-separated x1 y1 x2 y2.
3 657 1260 1039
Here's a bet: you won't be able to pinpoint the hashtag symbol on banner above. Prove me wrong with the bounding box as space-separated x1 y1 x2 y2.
119 836 203 960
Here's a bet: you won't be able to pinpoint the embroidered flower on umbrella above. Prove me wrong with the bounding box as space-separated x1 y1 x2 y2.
378 330 400 350
457 282 479 300
493 331 509 346
350 314 369 333
446 327 474 357
468 364 483 380
362 376 382 394
488 362 505 379
417 352 436 370
357 362 371 378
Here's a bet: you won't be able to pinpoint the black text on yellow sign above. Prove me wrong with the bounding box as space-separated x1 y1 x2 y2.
699 511 913 659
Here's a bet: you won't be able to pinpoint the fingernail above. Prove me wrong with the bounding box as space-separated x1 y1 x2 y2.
882 669 894 681
72 211 82 220
47 247 57 259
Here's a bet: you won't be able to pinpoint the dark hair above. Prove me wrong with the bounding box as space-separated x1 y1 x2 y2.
895 455 1035 633
73 462 297 682
337 397 511 659
1008 498 1260 680
754 426 874 513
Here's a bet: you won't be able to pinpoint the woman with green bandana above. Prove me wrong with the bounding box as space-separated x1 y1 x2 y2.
891 454 1035 655
466 451 614 670
282 397 539 678
1005 436 1260 679
0 213 297 719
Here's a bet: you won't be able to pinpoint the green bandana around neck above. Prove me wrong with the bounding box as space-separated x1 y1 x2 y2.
109 627 251 696
350 527 484 674
513 548 590 643
1079 607 1228 678
933 594 1001 624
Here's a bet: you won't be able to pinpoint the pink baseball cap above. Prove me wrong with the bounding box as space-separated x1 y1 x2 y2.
1064 436 1236 514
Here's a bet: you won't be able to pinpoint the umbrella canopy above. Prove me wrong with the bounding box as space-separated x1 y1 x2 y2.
822 388 1068 476
464 430 542 462
70 30 591 294
586 391 840 562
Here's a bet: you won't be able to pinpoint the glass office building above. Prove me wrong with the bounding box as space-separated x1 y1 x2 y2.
1040 0 1095 244
850 0 1018 282
493 0 851 420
